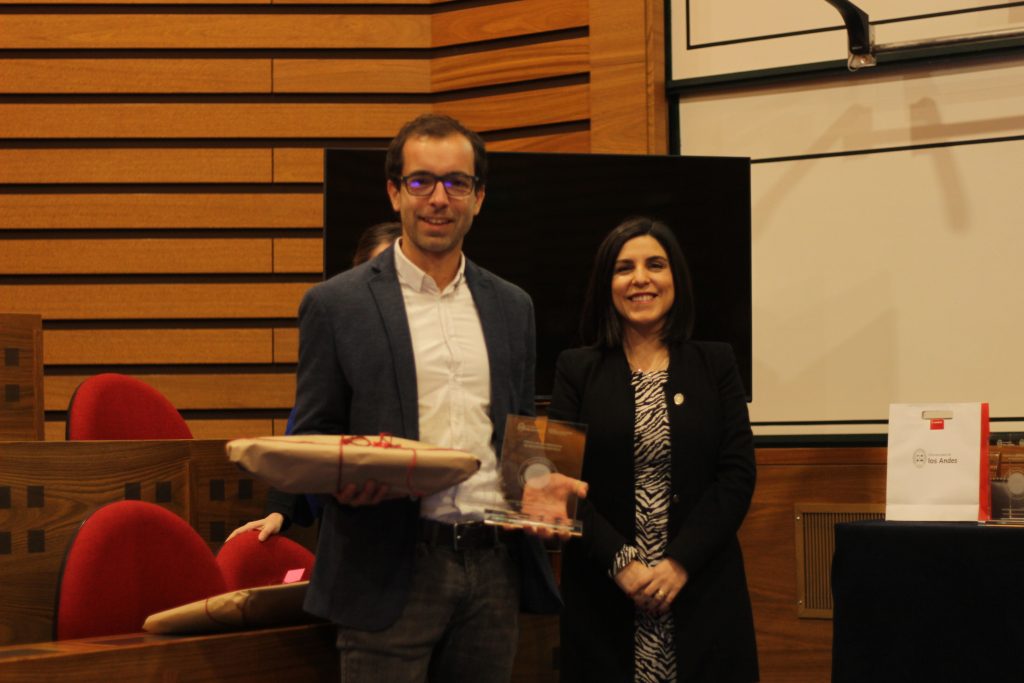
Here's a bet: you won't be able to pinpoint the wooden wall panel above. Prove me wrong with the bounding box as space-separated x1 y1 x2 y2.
273 238 322 274
2 0 263 4
488 129 590 153
430 36 590 91
273 58 430 94
431 0 587 47
274 36 590 95
440 84 589 132
273 328 300 364
271 0 442 5
0 239 273 274
644 0 668 153
589 0 667 154
1 103 425 139
273 148 324 184
43 328 275 365
4 283 312 319
2 0 440 4
0 15 431 50
0 194 321 229
0 149 272 184
0 59 271 94
45 373 295 411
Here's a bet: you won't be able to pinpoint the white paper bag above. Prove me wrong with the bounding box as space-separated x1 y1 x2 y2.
886 402 990 521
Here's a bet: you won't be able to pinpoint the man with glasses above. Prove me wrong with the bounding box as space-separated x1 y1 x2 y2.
288 113 564 682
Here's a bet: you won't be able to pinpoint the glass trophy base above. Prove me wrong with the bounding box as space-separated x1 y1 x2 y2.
483 508 583 537
981 517 1024 526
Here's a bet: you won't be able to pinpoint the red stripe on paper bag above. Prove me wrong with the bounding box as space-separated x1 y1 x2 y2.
979 402 991 521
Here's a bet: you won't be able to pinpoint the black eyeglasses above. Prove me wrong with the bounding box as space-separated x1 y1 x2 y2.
399 172 479 198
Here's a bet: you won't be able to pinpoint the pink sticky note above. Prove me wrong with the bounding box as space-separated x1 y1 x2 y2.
283 568 305 584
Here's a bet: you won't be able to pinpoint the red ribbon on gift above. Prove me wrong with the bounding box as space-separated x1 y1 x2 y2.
336 433 425 499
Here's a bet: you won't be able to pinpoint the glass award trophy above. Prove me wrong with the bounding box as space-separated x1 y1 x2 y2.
483 415 587 537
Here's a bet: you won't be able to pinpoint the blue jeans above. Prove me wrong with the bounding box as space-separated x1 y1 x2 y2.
337 540 521 682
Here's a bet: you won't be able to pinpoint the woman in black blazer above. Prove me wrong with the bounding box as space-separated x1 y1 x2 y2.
549 217 758 682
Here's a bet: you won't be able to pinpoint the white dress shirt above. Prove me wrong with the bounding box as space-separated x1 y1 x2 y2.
394 241 505 522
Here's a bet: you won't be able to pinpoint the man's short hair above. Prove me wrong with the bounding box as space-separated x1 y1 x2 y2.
385 114 488 189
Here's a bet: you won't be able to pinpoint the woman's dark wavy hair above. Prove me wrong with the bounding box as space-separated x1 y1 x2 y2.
579 216 696 349
385 113 487 189
352 221 401 267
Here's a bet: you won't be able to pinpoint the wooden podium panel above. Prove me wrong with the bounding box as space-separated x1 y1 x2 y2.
0 441 191 644
0 438 547 679
0 624 338 682
741 447 887 683
0 314 44 441
188 439 317 553
0 439 308 646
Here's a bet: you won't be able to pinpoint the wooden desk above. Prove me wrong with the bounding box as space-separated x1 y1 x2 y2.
0 624 338 681
0 439 314 645
0 436 558 681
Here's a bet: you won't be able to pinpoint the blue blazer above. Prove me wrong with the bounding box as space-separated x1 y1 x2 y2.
278 244 561 630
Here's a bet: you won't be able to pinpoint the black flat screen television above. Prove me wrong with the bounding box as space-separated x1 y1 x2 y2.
324 150 751 401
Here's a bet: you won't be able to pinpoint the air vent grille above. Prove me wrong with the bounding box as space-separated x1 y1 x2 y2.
795 503 884 618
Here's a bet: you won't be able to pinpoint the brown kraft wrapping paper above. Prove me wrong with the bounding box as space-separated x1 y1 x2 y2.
226 434 481 499
143 581 315 634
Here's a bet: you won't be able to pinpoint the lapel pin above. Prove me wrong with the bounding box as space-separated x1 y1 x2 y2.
674 393 684 406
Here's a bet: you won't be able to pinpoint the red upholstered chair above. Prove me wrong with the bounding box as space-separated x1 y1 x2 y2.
216 531 315 591
66 373 192 440
55 500 226 640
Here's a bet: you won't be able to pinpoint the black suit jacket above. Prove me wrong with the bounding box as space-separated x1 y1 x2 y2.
279 245 561 630
548 341 759 683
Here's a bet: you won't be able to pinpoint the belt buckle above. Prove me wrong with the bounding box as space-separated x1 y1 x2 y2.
452 522 493 551
452 523 469 551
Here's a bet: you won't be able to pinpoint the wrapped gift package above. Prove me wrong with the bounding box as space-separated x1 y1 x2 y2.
226 434 481 498
143 581 314 634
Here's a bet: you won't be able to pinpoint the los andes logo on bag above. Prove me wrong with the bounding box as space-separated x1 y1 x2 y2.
912 447 958 468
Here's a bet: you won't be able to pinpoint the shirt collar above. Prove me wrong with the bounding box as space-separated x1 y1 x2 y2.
393 238 466 295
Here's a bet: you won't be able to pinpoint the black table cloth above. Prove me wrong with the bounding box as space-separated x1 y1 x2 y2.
832 520 1024 682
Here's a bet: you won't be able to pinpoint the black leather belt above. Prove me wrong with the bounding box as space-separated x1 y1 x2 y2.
418 519 508 551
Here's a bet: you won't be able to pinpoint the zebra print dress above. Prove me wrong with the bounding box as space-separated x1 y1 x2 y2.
618 369 677 682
